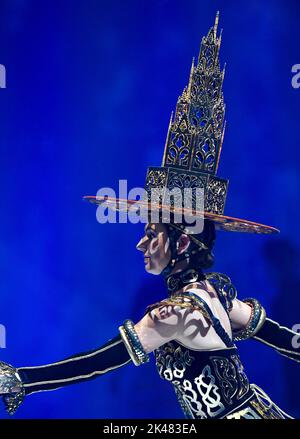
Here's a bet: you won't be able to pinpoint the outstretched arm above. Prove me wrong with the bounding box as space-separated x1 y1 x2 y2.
229 297 300 362
18 334 131 395
253 319 300 362
0 307 180 415
0 333 132 415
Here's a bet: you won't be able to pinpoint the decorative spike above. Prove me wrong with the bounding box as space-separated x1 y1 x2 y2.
163 12 226 175
216 28 223 60
216 119 226 173
198 36 205 64
223 62 226 75
222 62 226 82
218 28 223 46
161 112 173 166
219 63 226 96
187 57 195 99
144 14 229 219
214 11 220 38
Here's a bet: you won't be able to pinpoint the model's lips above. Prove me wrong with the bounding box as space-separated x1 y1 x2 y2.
144 256 150 263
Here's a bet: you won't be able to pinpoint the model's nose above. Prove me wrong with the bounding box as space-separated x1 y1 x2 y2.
136 236 147 252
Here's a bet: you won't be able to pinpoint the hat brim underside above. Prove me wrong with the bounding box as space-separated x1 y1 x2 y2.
83 196 280 235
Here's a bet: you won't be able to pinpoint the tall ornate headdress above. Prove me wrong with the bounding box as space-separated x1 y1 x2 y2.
84 12 279 235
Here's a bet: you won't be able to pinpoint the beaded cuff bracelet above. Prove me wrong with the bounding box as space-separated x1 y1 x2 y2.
118 319 150 366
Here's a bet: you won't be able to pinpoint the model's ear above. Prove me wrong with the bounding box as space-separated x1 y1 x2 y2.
176 234 191 255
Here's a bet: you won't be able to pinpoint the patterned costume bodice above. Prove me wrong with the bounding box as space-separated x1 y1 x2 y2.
154 341 252 419
148 275 292 419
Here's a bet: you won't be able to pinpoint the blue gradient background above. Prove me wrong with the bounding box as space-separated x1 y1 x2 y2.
0 0 300 418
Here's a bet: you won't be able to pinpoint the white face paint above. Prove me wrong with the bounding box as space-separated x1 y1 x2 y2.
136 223 172 275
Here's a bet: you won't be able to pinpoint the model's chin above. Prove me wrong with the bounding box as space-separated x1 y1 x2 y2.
145 265 155 274
144 257 171 275
144 261 152 273
145 263 160 275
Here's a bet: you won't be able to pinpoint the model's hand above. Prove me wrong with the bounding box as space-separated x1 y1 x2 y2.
0 361 22 394
0 361 25 415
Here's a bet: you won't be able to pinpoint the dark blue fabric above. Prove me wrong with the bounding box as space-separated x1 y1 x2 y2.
18 335 132 395
254 319 300 363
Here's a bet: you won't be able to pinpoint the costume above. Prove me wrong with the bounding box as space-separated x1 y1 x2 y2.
147 269 295 419
0 12 298 419
1 268 298 418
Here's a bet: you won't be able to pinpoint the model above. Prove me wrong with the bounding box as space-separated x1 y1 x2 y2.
0 13 299 419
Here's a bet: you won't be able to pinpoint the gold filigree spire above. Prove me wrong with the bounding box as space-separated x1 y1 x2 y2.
162 11 226 176
146 13 229 217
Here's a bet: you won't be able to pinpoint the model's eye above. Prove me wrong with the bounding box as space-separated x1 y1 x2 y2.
146 229 156 239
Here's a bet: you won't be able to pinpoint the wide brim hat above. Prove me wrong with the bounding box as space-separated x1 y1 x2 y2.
83 195 279 234
84 13 279 236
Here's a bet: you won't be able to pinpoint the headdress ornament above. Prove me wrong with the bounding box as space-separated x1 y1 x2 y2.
84 12 279 235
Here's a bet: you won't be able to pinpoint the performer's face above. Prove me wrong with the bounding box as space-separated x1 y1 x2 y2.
136 223 171 274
